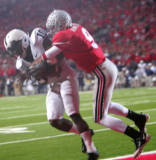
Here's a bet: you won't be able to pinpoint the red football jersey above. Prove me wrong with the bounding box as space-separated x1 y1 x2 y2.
53 23 105 72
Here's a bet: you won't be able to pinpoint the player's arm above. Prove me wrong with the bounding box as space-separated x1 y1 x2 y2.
16 56 31 73
42 45 62 61
42 32 66 61
16 56 31 83
29 45 61 67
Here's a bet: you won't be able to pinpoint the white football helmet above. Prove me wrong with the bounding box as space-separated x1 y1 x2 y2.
46 9 72 34
4 29 29 57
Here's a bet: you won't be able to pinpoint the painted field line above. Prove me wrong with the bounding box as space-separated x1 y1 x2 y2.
0 92 155 113
0 102 91 111
0 108 42 115
1 112 155 128
1 98 156 115
0 109 92 120
0 120 155 146
0 106 91 115
0 113 45 120
94 121 156 133
79 88 156 96
1 92 155 111
113 95 156 100
100 150 156 160
1 106 156 120
0 106 31 111
0 106 93 119
0 116 92 128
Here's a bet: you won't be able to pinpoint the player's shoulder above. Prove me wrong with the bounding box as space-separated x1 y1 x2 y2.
53 24 80 42
31 27 46 36
30 27 47 45
53 30 69 43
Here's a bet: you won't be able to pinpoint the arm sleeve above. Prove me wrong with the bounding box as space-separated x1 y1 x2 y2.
44 45 62 59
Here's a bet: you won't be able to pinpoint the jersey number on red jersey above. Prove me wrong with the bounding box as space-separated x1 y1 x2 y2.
81 27 98 49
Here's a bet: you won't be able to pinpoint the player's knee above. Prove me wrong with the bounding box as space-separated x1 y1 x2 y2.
49 118 73 132
70 113 84 124
70 113 89 133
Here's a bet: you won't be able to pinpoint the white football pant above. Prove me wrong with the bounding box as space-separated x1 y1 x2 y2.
93 58 128 133
46 76 79 120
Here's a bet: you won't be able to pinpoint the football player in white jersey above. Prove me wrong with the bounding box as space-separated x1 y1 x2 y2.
4 28 98 160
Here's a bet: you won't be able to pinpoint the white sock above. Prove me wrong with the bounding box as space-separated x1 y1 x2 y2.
80 130 97 153
69 124 79 134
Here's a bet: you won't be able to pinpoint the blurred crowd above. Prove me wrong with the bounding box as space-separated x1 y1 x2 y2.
0 0 156 96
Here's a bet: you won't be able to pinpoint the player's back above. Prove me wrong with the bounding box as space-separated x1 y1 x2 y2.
53 24 105 72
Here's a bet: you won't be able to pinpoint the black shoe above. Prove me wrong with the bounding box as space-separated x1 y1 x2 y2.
135 113 149 132
88 152 99 160
133 132 151 158
81 129 94 153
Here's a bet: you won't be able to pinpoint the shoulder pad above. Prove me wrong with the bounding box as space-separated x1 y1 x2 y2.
30 28 47 45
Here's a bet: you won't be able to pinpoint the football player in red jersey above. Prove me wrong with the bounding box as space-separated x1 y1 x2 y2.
35 10 151 158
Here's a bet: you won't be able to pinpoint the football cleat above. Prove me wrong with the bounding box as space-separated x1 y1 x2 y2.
88 152 99 160
133 132 151 158
81 129 94 153
135 113 150 133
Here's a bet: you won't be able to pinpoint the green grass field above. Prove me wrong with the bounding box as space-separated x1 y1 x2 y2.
0 87 156 160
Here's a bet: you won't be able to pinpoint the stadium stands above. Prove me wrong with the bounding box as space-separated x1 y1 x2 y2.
0 0 156 96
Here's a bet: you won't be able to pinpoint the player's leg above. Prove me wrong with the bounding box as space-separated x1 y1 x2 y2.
108 102 149 132
93 59 150 157
60 78 98 159
46 88 79 134
93 63 127 133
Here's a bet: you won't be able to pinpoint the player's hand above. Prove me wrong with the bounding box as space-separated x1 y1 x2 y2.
31 56 43 66
47 57 58 65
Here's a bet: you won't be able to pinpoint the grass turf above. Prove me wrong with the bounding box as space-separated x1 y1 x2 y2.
0 87 156 160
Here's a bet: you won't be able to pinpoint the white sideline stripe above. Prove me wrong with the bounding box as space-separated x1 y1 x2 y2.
1 106 156 120
0 121 155 146
100 150 156 160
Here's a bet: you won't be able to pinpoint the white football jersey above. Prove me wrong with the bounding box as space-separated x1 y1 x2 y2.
16 27 76 83
31 28 76 83
30 27 46 60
